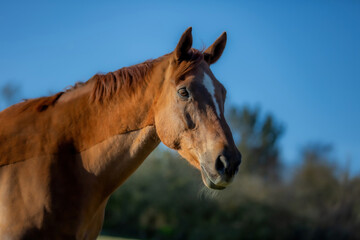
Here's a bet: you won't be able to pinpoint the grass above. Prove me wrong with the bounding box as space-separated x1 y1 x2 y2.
97 235 138 240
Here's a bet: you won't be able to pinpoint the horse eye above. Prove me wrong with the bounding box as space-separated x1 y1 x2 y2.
177 87 190 99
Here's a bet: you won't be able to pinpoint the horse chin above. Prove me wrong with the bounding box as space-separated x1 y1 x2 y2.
200 167 226 190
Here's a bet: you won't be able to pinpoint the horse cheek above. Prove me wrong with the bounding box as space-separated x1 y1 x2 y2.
154 111 182 150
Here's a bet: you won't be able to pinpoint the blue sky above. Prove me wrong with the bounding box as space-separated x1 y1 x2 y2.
1 1 359 174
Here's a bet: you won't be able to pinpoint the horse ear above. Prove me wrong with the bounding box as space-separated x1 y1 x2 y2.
204 32 227 64
175 27 193 61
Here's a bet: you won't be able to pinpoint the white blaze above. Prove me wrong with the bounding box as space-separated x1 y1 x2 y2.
203 73 220 117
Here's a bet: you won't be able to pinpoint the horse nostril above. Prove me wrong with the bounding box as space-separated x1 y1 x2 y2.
215 155 227 175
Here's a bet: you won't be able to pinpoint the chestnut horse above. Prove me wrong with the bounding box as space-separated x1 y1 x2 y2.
0 28 241 240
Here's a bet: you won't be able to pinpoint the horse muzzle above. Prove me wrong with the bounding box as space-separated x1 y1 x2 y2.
200 150 241 190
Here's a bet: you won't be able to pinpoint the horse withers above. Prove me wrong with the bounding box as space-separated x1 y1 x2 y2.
0 28 241 240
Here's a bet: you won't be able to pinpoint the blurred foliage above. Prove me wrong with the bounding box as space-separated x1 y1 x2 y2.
102 106 360 240
228 106 284 180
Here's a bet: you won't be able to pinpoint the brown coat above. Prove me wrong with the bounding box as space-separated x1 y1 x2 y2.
0 28 241 240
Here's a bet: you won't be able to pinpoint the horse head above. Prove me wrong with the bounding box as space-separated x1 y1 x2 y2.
154 28 241 190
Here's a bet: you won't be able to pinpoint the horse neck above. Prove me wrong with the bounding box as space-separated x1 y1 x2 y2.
72 56 170 194
62 57 166 149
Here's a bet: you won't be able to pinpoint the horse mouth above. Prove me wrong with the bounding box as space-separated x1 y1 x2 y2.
200 166 226 190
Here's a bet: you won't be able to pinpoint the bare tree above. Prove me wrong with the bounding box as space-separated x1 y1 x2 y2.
0 82 21 110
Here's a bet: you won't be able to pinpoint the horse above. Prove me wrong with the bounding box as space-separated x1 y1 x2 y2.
0 27 241 240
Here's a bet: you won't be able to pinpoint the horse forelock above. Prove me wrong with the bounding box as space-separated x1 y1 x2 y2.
174 48 204 84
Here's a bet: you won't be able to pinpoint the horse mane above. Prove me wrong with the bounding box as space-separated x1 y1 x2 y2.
90 59 156 103
13 92 64 113
91 49 203 103
11 49 204 113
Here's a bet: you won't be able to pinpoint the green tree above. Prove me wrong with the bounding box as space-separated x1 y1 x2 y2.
289 143 360 239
